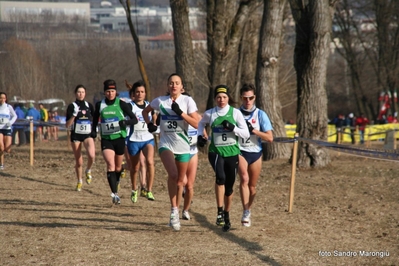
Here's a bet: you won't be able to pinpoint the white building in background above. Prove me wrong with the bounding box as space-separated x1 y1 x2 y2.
92 6 205 35
0 1 90 24
0 1 205 36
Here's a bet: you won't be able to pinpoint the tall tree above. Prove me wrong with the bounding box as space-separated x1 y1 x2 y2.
289 0 337 167
120 0 151 98
206 0 259 109
256 0 291 160
374 0 399 115
170 0 195 97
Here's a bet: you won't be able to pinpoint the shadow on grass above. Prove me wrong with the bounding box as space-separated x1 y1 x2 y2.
191 211 281 266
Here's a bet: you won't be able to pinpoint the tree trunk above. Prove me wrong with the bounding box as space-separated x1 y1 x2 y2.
120 0 151 99
170 0 195 97
374 0 399 115
206 0 257 109
289 0 335 168
256 0 290 160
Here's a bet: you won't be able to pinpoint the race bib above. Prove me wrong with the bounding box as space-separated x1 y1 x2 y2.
74 119 92 134
101 117 121 135
213 127 236 147
188 129 198 145
160 115 184 134
240 135 258 148
0 115 10 124
134 115 147 132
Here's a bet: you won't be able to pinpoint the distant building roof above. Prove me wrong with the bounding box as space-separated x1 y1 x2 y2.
148 30 206 41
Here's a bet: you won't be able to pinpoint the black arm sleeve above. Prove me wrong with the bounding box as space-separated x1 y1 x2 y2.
92 101 101 129
120 100 138 125
65 103 74 121
89 103 95 121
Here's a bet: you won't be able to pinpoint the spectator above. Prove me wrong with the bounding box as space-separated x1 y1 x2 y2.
48 110 60 141
334 114 346 144
386 114 396 123
25 103 41 143
355 113 369 144
12 103 27 146
38 103 48 141
346 113 356 144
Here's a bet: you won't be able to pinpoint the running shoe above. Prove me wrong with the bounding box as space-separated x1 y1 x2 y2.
169 210 181 231
140 188 147 197
112 193 121 205
85 171 92 185
130 190 138 203
223 220 231 232
146 191 155 201
120 168 126 179
241 210 251 227
216 213 225 226
76 182 82 192
182 210 191 220
0 164 4 170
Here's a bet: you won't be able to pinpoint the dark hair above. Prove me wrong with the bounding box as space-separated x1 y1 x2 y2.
74 84 86 94
239 83 256 95
167 73 184 88
0 92 7 103
130 80 146 96
103 79 117 91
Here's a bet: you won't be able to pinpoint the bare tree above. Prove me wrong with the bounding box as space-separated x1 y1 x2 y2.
3 37 49 100
256 0 291 160
120 0 151 99
289 0 337 168
374 0 399 115
170 0 196 97
206 0 259 109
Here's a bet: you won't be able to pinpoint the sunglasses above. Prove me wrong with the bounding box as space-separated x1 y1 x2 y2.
242 95 255 101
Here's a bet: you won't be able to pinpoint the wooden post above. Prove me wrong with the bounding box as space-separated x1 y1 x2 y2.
30 119 34 166
337 130 341 156
288 133 299 213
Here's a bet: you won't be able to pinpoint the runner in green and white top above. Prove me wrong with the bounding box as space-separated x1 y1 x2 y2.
142 73 200 231
92 79 138 205
197 85 250 232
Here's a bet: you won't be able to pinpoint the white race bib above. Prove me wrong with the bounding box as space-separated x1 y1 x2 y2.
188 129 198 145
213 127 236 147
240 135 258 148
0 115 10 124
75 119 92 134
160 115 184 134
101 117 121 135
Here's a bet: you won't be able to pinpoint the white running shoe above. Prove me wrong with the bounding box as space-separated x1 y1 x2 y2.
182 210 191 220
169 211 181 231
241 210 251 227
111 193 121 205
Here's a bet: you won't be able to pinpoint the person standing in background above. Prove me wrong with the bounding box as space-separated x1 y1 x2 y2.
25 103 41 143
346 113 356 144
12 103 27 146
355 113 369 144
38 103 48 141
